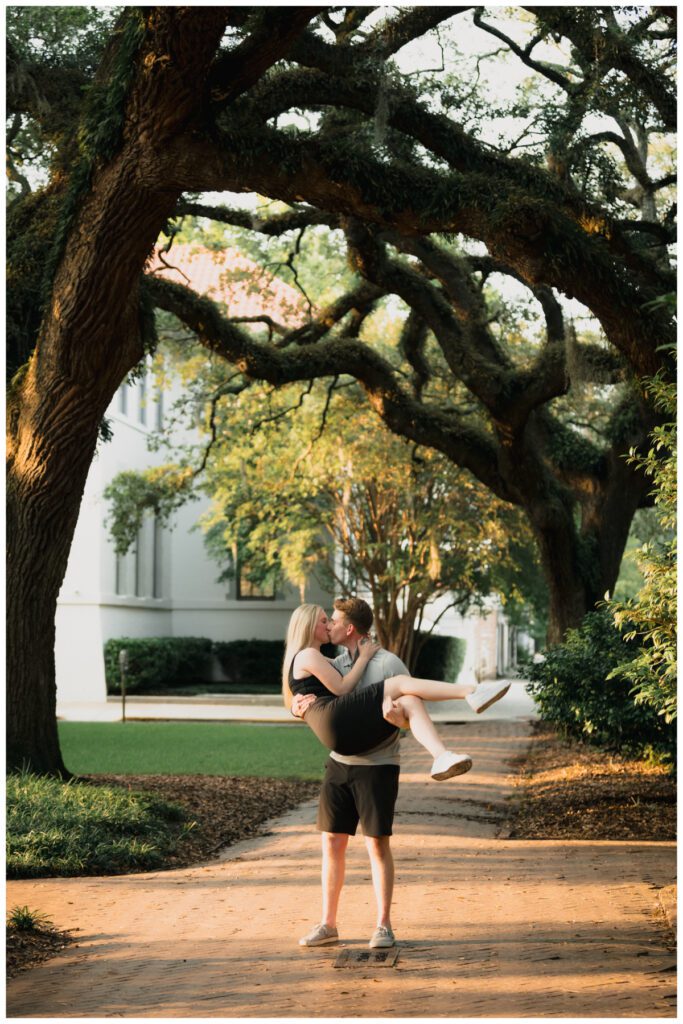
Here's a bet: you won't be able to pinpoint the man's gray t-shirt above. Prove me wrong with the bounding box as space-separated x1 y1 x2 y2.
329 648 408 767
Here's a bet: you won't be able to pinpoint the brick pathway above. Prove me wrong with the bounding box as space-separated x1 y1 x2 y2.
6 720 676 1018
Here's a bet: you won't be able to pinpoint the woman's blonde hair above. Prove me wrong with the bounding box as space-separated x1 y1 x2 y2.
282 604 324 709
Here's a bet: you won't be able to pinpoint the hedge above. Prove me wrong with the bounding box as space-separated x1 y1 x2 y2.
103 633 467 694
104 637 213 694
414 633 467 682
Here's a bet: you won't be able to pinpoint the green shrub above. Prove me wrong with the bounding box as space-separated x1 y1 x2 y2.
213 639 337 689
7 770 191 878
609 364 677 724
213 639 286 688
169 637 214 684
413 633 467 682
527 609 675 758
104 637 213 694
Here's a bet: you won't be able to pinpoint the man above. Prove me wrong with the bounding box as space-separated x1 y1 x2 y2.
292 597 488 950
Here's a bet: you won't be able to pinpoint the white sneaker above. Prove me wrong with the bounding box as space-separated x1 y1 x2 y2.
430 751 473 781
299 923 339 946
369 925 395 948
466 681 510 714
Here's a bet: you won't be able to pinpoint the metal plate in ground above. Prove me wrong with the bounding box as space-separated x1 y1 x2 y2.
334 948 399 968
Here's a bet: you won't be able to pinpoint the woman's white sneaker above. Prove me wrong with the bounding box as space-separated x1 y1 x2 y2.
466 681 511 714
430 751 473 780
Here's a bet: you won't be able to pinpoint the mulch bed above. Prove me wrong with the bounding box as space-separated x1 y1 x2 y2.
506 723 676 841
81 773 321 870
7 925 76 980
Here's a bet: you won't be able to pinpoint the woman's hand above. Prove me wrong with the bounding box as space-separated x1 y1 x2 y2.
357 636 380 664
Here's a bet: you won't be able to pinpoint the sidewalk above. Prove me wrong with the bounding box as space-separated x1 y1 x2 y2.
56 678 538 723
6 720 676 1018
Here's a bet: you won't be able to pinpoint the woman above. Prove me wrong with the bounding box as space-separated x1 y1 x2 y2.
283 604 509 781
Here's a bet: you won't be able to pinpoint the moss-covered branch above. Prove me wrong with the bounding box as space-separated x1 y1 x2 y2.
143 273 513 501
208 8 324 108
162 121 674 379
528 7 676 132
173 200 335 234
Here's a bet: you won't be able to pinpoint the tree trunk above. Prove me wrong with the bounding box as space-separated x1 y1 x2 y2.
6 7 231 774
532 466 650 645
6 397 105 775
6 170 174 773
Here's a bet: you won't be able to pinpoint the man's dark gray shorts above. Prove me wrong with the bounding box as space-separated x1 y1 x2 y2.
317 757 400 837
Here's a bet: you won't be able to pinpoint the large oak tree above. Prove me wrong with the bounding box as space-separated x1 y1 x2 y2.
6 7 676 772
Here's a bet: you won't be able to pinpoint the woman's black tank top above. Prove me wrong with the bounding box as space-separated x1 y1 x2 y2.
288 656 332 700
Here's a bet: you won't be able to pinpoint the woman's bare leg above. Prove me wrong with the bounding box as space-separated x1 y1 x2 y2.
389 693 472 779
383 675 476 702
391 695 447 758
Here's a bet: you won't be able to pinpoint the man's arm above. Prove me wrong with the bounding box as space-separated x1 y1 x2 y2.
378 651 411 728
382 695 410 729
291 692 316 718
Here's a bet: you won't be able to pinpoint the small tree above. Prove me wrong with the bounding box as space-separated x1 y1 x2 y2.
609 356 677 723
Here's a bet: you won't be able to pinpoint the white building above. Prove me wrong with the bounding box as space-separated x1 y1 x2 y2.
55 246 525 703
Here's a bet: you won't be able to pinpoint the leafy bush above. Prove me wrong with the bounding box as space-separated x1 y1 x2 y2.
213 639 338 689
413 633 467 682
104 637 213 694
213 639 286 688
527 609 675 758
609 363 676 724
7 770 191 877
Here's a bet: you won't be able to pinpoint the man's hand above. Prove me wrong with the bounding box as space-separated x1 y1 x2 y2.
357 636 380 663
291 692 317 719
382 694 409 730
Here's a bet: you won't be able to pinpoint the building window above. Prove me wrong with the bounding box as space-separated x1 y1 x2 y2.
236 555 277 601
115 513 161 598
138 374 147 426
156 388 164 430
115 542 137 596
136 512 155 595
153 516 163 598
118 384 129 416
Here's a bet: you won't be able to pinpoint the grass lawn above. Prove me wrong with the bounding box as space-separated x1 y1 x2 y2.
7 771 189 878
58 721 328 779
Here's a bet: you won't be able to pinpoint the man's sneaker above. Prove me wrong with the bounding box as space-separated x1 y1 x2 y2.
298 923 339 947
466 680 511 714
430 751 473 781
369 925 395 948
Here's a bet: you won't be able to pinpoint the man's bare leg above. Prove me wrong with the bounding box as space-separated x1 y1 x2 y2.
365 835 394 929
321 832 348 928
